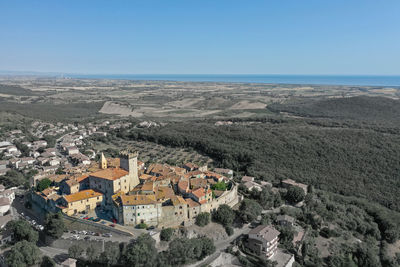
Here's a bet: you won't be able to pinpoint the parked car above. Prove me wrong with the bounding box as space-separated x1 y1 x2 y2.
93 218 101 222
103 233 112 237
84 236 91 240
147 226 155 230
88 217 94 221
83 216 89 220
109 224 115 227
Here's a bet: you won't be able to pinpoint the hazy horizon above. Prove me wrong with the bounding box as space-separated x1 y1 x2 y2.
1 0 399 75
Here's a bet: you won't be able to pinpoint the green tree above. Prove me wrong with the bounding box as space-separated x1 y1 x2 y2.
44 212 65 239
68 244 84 259
211 182 227 191
195 212 210 227
99 243 120 266
160 228 174 241
41 256 56 267
37 178 52 192
6 240 41 267
286 186 305 204
6 219 39 243
213 204 235 226
121 233 158 267
166 237 215 265
86 245 98 262
239 199 262 223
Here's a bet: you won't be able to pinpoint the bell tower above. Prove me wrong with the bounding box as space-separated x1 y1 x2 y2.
100 152 107 169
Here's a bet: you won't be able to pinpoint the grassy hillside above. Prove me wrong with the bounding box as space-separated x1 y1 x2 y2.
268 96 400 124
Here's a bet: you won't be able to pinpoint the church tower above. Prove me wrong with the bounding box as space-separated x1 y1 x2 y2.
100 152 107 169
119 150 139 190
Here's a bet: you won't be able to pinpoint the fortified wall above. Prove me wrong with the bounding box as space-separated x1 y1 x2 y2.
158 184 239 228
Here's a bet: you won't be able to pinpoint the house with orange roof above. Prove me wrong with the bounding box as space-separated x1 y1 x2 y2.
190 187 212 205
60 189 103 215
178 179 190 195
190 178 208 190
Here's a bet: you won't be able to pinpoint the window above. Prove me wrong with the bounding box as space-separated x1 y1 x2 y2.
138 213 140 216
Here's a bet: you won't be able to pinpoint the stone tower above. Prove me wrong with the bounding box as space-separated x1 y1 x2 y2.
100 152 107 169
119 150 139 190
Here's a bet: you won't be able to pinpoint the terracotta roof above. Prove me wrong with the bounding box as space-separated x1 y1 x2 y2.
192 188 205 199
178 180 189 192
171 195 187 206
190 178 208 189
64 189 103 203
76 173 89 182
184 162 198 170
90 167 128 181
155 186 175 200
65 179 78 187
185 198 200 208
120 194 157 206
147 163 172 176
140 174 156 181
141 182 154 192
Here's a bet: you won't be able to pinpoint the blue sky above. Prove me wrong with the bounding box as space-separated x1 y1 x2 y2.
0 0 399 75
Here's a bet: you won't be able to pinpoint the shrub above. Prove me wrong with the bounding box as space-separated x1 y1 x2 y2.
160 228 174 241
136 223 148 229
225 226 234 236
195 212 210 227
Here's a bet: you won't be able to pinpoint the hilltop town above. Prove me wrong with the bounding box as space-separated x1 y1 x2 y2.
33 150 239 229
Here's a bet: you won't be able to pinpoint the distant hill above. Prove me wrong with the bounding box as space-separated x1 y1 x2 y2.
0 84 37 96
268 96 400 124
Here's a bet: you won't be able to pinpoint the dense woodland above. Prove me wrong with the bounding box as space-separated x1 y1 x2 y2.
119 116 400 212
268 95 400 125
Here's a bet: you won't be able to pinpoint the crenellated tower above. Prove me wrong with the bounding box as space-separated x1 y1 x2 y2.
119 150 139 190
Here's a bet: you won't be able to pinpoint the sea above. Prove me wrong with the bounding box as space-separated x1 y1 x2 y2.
68 74 400 87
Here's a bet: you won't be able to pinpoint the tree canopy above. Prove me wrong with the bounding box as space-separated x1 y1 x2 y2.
6 240 41 267
6 219 38 243
195 212 210 227
44 212 65 239
213 204 235 226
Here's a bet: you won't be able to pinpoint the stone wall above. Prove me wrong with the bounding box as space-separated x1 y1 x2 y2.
159 184 239 228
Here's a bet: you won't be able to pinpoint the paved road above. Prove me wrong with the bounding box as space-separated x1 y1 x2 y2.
186 224 250 267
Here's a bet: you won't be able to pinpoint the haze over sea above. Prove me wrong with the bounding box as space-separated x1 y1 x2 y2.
69 74 400 87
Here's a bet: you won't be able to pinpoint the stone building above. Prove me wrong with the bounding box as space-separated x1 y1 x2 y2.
113 194 162 226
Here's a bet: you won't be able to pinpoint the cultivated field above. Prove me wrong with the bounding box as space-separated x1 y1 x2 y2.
0 77 398 121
